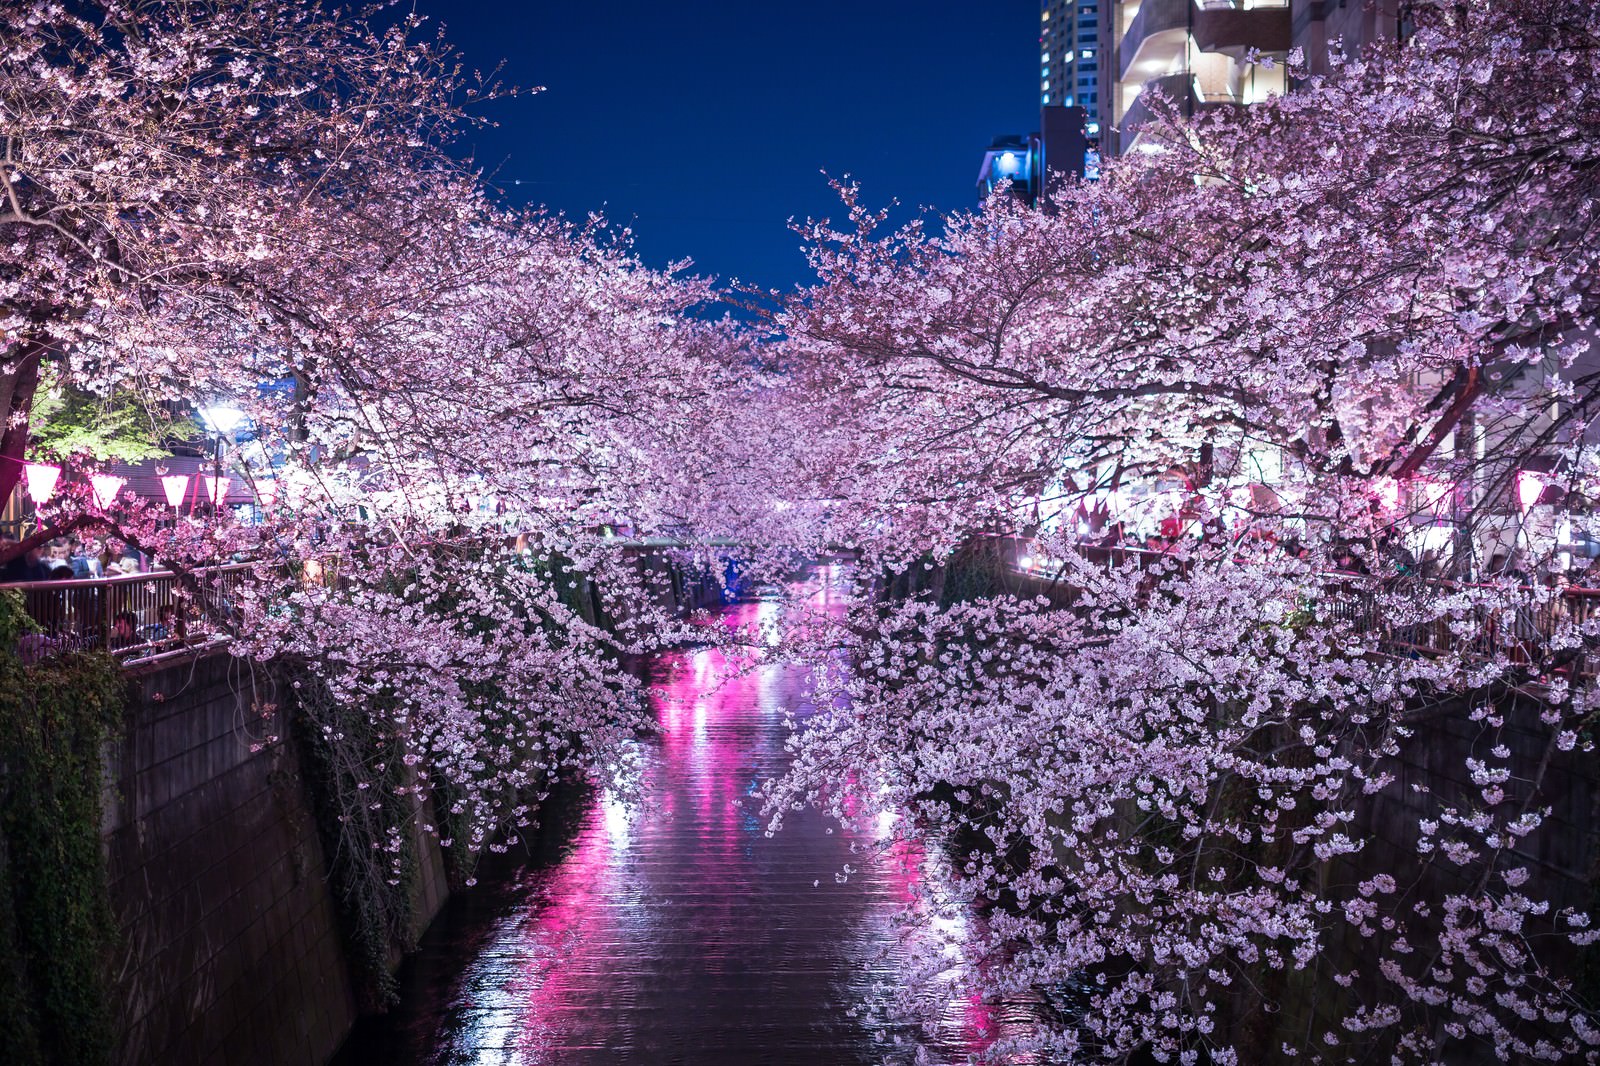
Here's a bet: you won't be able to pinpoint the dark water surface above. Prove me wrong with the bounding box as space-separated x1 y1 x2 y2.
334 569 1007 1065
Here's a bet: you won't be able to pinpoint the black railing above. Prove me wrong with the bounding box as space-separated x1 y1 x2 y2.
3 564 252 665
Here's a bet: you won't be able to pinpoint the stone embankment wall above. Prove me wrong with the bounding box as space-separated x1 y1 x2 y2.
104 651 452 1066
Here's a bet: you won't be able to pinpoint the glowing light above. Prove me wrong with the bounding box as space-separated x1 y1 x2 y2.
1373 477 1399 511
1419 525 1454 554
1517 470 1544 512
997 151 1021 176
203 475 231 505
161 474 190 509
89 473 125 509
22 462 60 506
198 404 247 435
600 790 631 849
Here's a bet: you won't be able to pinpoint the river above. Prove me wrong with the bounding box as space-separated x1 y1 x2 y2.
334 567 1015 1065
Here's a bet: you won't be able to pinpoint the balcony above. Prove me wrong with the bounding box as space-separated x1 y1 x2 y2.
1119 0 1290 83
1192 2 1289 57
1119 0 1190 84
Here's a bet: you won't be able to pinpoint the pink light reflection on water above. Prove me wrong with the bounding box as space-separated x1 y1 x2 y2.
432 566 1015 1065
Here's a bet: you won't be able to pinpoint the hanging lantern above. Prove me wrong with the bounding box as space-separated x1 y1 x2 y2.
161 474 190 509
203 475 232 506
22 462 61 505
89 473 126 509
1517 471 1544 512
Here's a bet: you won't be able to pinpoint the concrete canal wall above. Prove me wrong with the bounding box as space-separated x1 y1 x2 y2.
104 651 438 1066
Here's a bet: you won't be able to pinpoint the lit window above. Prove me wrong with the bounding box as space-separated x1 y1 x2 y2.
1087 122 1100 134
1043 79 1050 89
1042 8 1049 19
1081 49 1094 58
1042 93 1051 104
1064 95 1074 106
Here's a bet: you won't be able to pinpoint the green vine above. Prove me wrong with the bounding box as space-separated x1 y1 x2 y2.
0 595 123 1066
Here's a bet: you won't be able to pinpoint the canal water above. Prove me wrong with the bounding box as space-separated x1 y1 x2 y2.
334 569 1012 1066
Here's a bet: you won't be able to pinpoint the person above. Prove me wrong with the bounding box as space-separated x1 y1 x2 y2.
0 533 24 581
153 603 187 642
106 550 143 576
0 540 51 582
70 537 105 578
109 611 140 650
44 538 72 567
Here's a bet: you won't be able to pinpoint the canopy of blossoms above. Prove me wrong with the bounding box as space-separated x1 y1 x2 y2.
4 0 1600 1061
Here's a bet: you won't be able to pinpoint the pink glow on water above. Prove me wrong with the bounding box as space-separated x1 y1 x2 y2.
356 568 1020 1064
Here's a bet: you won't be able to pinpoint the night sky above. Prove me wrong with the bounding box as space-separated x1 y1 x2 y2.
407 1 1041 295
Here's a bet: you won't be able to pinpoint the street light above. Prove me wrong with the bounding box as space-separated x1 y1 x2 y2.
198 402 247 516
198 404 248 436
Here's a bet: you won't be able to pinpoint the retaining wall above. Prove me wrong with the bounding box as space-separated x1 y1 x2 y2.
103 651 450 1066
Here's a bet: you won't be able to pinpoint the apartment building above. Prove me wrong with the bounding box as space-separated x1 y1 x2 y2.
1041 0 1104 137
1096 0 1405 157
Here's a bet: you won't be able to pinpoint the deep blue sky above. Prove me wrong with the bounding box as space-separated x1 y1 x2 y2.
409 1 1040 295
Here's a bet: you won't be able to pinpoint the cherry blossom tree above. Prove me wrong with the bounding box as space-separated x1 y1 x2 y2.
0 0 503 510
1 0 751 887
733 0 1600 1059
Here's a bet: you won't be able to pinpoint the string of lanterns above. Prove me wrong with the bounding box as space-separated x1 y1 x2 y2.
20 460 274 513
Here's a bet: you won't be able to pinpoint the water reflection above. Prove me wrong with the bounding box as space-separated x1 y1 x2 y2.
336 567 1021 1065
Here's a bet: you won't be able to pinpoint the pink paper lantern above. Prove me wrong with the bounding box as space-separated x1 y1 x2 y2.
203 475 231 506
22 462 60 505
161 474 191 509
89 473 126 509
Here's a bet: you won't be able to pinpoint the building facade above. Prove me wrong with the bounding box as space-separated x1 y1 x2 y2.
1041 0 1104 140
1096 0 1405 157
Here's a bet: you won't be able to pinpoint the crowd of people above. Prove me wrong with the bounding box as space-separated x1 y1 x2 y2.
0 532 150 582
0 532 199 661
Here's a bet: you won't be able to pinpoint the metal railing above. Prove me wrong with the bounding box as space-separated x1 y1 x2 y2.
3 564 253 664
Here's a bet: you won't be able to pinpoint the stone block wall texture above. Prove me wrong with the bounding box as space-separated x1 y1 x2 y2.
99 650 451 1066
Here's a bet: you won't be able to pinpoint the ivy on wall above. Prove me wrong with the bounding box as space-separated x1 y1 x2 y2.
0 589 124 1066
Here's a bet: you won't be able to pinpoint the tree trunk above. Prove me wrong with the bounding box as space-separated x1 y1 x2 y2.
0 338 46 509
